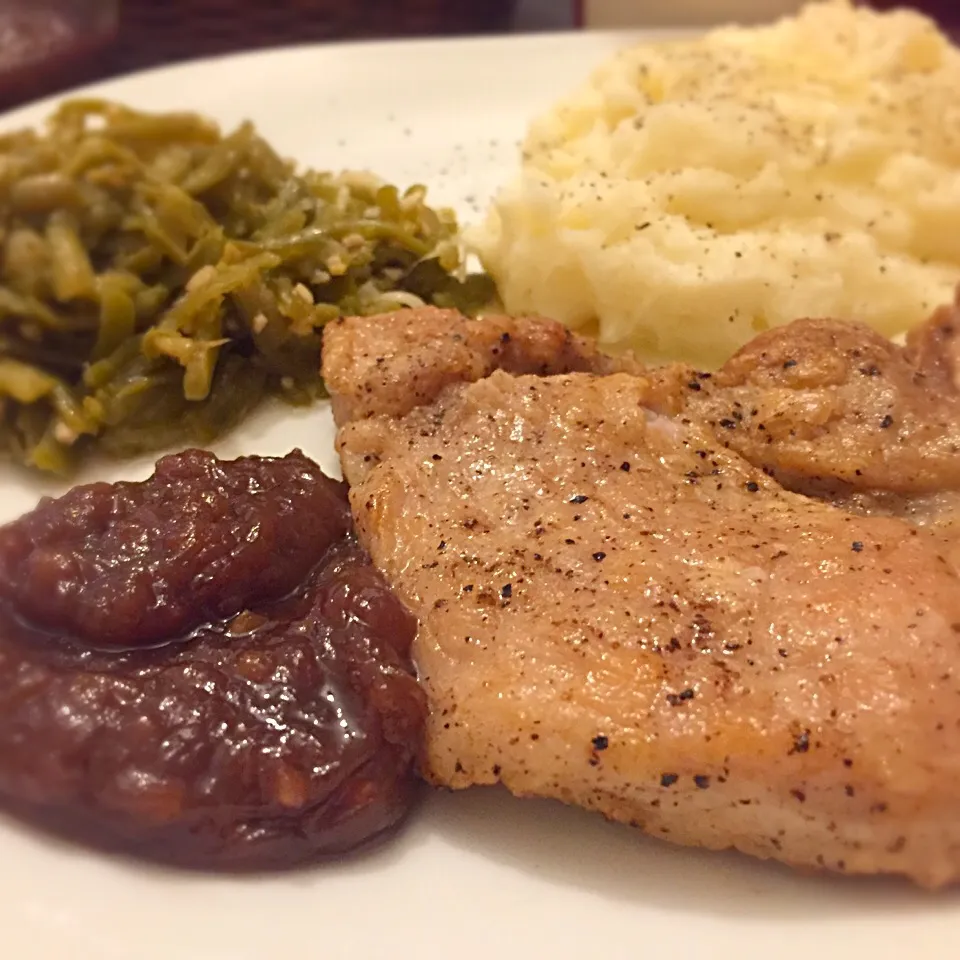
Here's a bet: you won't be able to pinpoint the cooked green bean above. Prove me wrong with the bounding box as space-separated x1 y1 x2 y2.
0 99 495 473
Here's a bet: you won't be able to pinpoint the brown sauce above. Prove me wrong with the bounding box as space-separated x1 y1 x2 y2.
0 449 426 869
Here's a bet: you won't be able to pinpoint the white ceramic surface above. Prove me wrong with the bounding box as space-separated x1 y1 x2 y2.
0 31 958 960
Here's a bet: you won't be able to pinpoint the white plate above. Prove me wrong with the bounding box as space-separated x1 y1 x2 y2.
1 31 958 960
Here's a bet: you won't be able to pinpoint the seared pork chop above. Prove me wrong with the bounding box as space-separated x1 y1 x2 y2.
324 308 960 887
652 293 960 535
676 316 960 498
322 307 639 427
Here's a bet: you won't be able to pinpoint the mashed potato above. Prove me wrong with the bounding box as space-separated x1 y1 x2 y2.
471 1 960 367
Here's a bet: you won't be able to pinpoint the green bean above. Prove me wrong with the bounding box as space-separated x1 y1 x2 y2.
3 227 49 295
93 273 137 359
9 173 82 214
0 358 62 403
46 213 97 301
0 98 495 474
0 287 91 331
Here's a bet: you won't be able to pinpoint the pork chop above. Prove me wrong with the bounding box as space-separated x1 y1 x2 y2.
322 306 640 427
671 295 960 513
324 308 960 887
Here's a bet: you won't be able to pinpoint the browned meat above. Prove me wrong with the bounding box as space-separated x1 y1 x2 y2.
905 288 960 393
322 306 638 427
326 307 960 888
0 449 425 869
674 309 960 501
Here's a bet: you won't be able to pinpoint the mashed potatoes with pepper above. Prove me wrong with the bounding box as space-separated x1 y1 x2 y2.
472 1 960 367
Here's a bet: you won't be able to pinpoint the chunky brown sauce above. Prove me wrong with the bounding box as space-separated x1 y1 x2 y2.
0 449 425 869
0 447 352 649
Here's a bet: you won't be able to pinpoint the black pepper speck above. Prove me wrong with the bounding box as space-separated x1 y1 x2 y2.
666 688 695 706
